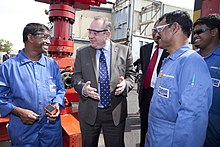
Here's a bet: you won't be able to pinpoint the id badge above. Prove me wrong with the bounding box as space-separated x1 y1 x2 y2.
158 86 169 98
212 78 220 87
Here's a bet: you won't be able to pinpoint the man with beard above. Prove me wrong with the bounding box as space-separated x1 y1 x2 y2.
0 23 65 146
138 20 169 147
145 10 213 147
193 13 220 147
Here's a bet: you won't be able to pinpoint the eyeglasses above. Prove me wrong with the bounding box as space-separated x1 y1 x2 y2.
152 24 172 33
193 28 210 35
32 32 51 39
88 28 108 36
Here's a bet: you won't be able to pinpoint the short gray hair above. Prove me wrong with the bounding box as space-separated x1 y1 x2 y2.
94 16 112 31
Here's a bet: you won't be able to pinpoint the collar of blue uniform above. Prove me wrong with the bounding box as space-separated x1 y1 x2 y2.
19 49 46 66
168 45 191 61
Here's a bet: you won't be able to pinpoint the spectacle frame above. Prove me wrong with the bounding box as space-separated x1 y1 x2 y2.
193 28 210 35
32 32 51 39
152 24 172 33
88 28 109 36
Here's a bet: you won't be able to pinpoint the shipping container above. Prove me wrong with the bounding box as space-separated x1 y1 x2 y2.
112 0 193 61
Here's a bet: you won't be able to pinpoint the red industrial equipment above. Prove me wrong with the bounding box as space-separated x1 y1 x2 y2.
0 0 109 146
193 0 220 22
36 0 109 146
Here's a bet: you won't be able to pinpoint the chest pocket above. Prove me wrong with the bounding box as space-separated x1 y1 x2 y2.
47 79 57 99
155 75 176 106
209 67 220 87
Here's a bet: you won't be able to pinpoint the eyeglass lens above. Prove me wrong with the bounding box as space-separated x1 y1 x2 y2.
193 28 210 35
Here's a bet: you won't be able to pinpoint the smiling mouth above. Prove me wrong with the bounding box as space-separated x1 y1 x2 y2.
194 39 200 44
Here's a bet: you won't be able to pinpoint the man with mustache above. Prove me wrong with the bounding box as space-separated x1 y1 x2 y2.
145 10 213 147
138 20 168 147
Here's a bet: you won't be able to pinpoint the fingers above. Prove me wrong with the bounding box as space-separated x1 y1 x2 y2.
115 76 126 95
88 91 100 100
45 103 60 122
85 81 91 87
119 76 124 83
28 113 39 119
84 81 100 100
22 110 39 125
46 110 60 122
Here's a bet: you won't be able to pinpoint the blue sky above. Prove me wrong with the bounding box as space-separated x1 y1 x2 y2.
0 0 194 53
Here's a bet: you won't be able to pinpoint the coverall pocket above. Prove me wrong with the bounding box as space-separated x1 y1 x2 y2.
46 79 57 99
156 76 175 106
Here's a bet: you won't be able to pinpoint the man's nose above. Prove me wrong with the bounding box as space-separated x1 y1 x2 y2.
45 38 51 45
88 32 95 38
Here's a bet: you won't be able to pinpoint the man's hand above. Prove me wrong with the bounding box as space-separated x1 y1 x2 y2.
115 76 126 95
46 103 60 122
11 107 39 125
83 81 100 100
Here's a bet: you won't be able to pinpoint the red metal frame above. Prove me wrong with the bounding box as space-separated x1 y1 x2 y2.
0 116 10 142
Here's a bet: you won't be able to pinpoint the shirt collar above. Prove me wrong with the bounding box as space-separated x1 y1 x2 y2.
210 45 220 56
168 45 190 61
197 45 220 58
103 40 111 51
19 49 46 66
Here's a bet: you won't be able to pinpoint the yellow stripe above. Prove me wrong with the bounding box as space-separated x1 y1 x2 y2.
193 10 201 22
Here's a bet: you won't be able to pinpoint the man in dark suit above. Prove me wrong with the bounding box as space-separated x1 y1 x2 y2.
139 21 169 147
72 16 135 147
3 50 11 62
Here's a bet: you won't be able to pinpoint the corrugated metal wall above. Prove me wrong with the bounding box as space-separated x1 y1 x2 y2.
112 6 129 41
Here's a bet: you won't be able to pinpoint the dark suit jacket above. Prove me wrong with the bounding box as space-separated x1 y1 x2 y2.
72 41 135 126
138 42 169 107
3 54 10 62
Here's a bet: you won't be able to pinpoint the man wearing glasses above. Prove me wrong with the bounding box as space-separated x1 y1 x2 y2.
0 23 65 146
72 16 135 147
193 14 220 147
138 20 169 147
145 10 213 147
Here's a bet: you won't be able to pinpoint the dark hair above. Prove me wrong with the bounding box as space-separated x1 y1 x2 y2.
193 13 220 39
23 23 49 43
159 10 193 37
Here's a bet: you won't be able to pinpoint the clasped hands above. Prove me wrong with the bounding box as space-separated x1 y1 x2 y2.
83 76 126 100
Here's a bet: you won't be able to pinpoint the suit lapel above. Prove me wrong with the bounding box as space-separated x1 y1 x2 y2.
144 43 154 72
110 42 118 82
89 47 98 84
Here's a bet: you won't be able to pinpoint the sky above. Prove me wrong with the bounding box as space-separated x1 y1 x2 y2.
0 0 195 53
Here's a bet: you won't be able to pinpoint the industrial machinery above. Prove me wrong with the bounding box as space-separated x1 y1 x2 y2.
0 0 110 146
193 0 220 22
37 1 108 146
35 0 109 117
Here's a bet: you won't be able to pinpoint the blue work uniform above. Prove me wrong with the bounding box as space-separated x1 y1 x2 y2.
145 45 213 147
0 49 65 147
198 46 220 147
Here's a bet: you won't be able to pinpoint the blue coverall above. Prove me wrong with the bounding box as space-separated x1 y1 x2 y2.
145 45 213 147
0 50 65 147
198 46 220 147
